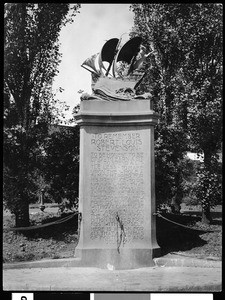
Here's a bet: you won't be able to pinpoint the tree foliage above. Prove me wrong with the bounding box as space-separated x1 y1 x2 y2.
4 3 80 127
43 126 80 206
130 4 222 220
4 3 80 227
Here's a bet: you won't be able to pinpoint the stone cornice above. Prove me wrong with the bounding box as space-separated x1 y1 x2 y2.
75 99 159 126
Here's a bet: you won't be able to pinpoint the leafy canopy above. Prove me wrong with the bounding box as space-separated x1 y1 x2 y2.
130 4 222 215
4 3 81 226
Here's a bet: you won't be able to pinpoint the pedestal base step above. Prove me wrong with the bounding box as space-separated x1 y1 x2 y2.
74 247 161 270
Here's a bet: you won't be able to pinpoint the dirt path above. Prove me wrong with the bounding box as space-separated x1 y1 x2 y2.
3 265 221 291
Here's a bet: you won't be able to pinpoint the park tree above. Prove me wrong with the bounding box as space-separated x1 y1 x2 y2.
4 3 80 227
130 3 189 212
130 3 222 222
180 4 222 223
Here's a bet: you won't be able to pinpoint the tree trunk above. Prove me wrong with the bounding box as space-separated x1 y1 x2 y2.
170 174 182 214
201 149 212 224
15 198 30 227
201 205 212 224
170 197 181 214
204 149 212 169
14 127 31 228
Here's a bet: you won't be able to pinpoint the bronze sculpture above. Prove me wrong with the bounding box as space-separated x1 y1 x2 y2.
81 36 152 101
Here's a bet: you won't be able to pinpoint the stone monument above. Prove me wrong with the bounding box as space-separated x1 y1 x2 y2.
74 36 160 269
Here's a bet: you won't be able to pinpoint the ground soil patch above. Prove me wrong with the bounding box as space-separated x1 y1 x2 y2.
3 210 79 263
3 205 222 263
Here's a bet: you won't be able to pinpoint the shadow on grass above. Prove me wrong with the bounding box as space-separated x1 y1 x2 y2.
23 213 78 241
156 213 207 256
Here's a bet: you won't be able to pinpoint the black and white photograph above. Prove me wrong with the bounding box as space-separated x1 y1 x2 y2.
3 3 222 292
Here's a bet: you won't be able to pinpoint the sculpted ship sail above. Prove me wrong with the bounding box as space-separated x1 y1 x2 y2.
112 36 142 77
99 38 119 76
81 36 152 101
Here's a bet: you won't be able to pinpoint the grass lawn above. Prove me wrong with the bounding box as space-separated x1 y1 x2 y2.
156 205 222 259
3 205 222 263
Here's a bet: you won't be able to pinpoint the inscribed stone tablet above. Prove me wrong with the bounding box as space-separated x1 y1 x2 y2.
82 125 152 248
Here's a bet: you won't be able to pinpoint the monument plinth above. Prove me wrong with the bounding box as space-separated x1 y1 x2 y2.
74 35 160 269
74 99 160 269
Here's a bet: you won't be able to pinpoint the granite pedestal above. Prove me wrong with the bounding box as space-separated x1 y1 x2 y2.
74 99 160 269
